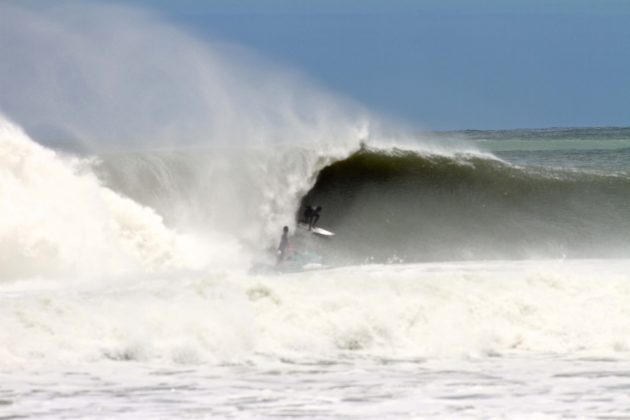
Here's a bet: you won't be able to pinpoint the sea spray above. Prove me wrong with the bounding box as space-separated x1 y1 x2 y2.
0 1 371 151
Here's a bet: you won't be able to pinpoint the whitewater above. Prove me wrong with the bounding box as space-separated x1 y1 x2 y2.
2 2 630 419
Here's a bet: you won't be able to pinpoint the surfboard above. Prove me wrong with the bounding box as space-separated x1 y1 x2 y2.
311 227 335 236
298 222 335 236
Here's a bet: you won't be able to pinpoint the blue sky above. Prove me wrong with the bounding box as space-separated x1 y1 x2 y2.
126 0 629 130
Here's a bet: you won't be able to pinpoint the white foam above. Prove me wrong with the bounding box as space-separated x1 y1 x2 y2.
0 116 214 281
2 258 629 369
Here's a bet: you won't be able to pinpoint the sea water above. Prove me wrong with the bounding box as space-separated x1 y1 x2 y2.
3 251 630 418
3 2 630 417
3 99 630 420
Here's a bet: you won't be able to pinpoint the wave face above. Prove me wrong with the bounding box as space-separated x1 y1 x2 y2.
299 148 630 263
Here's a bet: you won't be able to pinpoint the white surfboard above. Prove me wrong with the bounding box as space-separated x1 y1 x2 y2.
310 226 335 236
298 222 335 236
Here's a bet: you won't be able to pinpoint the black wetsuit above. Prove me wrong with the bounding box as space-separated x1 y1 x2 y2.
303 206 320 229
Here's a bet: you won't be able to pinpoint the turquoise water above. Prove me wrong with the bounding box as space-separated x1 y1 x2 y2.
455 127 630 171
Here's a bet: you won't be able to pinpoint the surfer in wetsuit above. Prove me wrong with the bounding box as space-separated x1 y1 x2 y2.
277 226 290 264
303 205 322 230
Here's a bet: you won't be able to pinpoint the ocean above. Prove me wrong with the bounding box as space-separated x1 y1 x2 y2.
2 117 630 419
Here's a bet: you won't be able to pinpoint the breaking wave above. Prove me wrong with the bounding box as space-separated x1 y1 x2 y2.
299 148 630 262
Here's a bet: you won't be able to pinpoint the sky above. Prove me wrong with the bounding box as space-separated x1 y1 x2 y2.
82 1 630 129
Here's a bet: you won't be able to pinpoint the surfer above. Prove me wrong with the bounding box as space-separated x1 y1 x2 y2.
303 205 322 230
277 226 290 264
